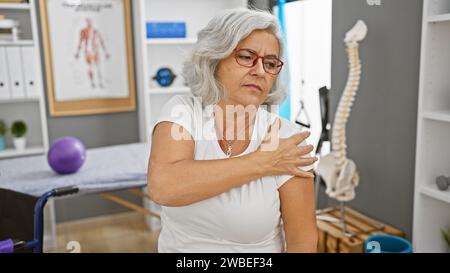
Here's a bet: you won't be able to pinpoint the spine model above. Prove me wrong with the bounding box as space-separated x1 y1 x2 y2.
316 20 368 202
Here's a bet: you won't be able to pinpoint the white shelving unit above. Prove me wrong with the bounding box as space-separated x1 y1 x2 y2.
148 86 191 95
0 2 30 10
413 0 450 253
146 38 197 45
0 0 54 252
0 0 49 160
133 0 248 230
0 39 33 46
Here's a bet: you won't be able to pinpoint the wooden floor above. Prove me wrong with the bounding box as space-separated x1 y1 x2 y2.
47 212 160 253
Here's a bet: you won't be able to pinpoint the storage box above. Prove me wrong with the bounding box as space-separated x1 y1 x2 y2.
316 206 405 253
146 22 186 38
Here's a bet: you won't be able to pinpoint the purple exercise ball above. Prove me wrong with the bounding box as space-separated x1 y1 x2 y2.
47 137 86 175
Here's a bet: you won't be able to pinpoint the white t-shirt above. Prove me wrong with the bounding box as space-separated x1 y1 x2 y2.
151 94 314 253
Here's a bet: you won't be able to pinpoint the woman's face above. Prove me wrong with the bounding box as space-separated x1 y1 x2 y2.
215 29 280 107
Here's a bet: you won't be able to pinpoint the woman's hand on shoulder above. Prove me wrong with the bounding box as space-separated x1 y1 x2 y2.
250 118 317 178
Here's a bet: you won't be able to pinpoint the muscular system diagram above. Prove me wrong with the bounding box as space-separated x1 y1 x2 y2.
75 18 110 89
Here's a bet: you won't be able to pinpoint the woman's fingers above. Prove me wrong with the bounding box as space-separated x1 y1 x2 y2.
291 144 314 157
289 167 315 178
257 120 318 177
293 156 318 167
288 131 311 146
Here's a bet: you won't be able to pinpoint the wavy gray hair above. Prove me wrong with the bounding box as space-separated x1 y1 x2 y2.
182 8 286 108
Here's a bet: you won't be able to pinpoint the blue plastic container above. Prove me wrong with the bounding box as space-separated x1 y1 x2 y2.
0 136 5 151
146 22 186 38
364 234 412 253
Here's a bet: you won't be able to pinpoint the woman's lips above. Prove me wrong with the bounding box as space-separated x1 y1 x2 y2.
243 84 262 92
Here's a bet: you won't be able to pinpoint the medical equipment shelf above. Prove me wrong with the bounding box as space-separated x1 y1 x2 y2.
146 38 197 45
427 13 450 23
423 110 450 123
133 0 248 231
427 0 450 16
0 39 33 46
420 185 450 204
0 146 44 159
0 0 49 159
148 87 190 95
0 96 39 103
0 3 30 10
413 0 450 253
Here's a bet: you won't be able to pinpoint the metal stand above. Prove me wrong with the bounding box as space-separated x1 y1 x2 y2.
316 202 385 238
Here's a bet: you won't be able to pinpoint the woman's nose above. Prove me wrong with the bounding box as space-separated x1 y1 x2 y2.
250 58 265 76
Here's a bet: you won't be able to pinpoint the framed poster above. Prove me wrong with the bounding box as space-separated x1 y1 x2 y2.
40 0 136 116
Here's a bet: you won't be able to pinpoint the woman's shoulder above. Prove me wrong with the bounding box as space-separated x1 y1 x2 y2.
154 93 202 139
161 93 204 116
165 93 199 108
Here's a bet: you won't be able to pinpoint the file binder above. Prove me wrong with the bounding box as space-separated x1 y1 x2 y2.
0 47 11 99
21 46 39 98
5 46 26 99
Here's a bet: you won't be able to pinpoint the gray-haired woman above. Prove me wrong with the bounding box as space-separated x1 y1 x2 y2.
148 8 318 253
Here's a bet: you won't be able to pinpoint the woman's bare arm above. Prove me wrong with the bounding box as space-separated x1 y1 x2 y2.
148 122 263 206
279 176 318 253
148 121 316 207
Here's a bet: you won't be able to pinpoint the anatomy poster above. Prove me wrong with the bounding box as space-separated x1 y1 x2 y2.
41 0 135 116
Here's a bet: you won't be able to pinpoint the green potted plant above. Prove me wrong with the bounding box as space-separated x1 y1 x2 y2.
11 120 27 151
0 119 7 151
442 227 450 253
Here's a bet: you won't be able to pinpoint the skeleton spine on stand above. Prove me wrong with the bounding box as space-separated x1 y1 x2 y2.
316 20 383 237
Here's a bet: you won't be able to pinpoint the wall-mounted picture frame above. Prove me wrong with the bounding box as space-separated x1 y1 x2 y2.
39 0 136 116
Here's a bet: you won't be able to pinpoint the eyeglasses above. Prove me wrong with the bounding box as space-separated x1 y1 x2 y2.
234 49 284 75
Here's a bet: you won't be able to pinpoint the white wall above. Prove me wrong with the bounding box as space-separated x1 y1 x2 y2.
284 0 332 153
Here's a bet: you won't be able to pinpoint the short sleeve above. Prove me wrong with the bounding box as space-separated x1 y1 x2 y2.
275 117 316 189
151 94 198 140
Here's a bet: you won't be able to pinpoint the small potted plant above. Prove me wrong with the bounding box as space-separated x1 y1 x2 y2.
0 119 7 151
442 228 450 253
11 120 27 151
